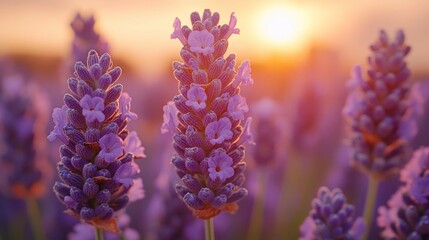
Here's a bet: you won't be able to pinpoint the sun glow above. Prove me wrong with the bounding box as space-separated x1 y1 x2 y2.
258 5 305 48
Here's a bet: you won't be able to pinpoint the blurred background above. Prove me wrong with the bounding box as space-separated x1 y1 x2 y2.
0 0 429 239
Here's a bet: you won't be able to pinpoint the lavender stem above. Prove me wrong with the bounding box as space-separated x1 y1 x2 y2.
362 175 378 239
204 218 215 240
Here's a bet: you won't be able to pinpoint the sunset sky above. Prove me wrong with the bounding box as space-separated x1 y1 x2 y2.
0 0 428 78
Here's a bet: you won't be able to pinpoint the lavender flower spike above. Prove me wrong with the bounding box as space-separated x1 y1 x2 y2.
378 147 429 239
166 9 253 219
70 13 109 64
343 30 416 179
0 76 50 198
49 50 145 233
300 186 365 240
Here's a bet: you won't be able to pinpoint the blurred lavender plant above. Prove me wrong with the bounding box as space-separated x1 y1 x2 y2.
147 177 199 240
0 76 50 199
299 187 365 240
343 30 415 179
250 98 283 167
378 147 429 239
166 9 253 221
70 13 109 64
48 50 144 234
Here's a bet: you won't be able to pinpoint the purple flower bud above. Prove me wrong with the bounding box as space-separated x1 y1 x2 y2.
184 147 205 162
77 80 93 97
68 78 79 95
71 156 86 171
99 53 112 73
80 207 95 221
70 186 87 203
96 189 111 204
67 109 86 130
212 194 227 208
105 84 123 104
85 128 100 143
185 158 200 172
227 188 247 203
89 63 102 80
82 163 97 179
75 143 94 160
75 62 93 83
108 67 122 85
198 188 215 204
64 94 82 112
184 193 204 210
59 170 84 188
53 182 71 197
83 178 99 198
98 73 112 90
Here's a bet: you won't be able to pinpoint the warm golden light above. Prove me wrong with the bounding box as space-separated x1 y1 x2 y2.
258 5 305 47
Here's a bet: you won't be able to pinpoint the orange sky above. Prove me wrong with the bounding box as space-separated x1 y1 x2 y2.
0 0 428 78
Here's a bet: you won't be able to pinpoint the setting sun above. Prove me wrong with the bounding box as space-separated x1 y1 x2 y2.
257 5 305 47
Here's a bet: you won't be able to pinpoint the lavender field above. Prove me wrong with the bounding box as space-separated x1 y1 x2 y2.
1 1 429 239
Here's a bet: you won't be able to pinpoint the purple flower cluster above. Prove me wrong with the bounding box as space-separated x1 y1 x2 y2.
149 183 199 240
378 147 429 239
70 13 110 64
343 30 416 179
165 9 253 219
300 186 365 240
48 50 144 233
250 98 281 167
0 76 50 198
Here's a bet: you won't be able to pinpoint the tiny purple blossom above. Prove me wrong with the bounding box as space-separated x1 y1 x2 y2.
99 133 123 163
401 147 429 186
409 177 429 204
128 178 144 202
188 29 215 55
171 17 187 45
47 105 68 143
124 131 145 158
205 117 233 145
186 84 207 110
161 101 179 134
241 117 255 145
208 151 234 182
233 60 253 88
228 94 248 121
223 12 240 39
119 93 138 120
114 162 140 188
80 94 105 122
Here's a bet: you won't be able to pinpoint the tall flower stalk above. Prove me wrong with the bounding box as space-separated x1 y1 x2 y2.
378 147 429 239
0 76 50 240
70 13 109 64
48 50 145 237
166 9 253 239
299 186 365 240
343 30 416 238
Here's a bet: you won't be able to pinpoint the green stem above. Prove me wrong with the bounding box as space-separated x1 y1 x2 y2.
274 150 300 238
25 198 45 240
204 218 215 240
362 176 379 240
247 170 267 240
95 227 104 240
